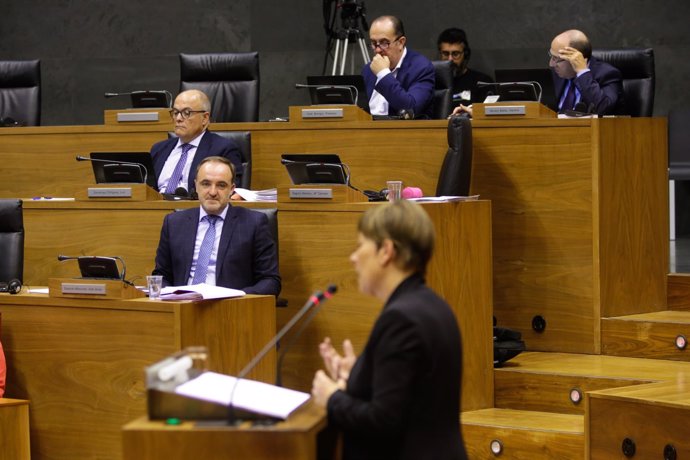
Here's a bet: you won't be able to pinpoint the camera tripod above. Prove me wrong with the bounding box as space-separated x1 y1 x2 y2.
330 27 371 75
322 0 371 75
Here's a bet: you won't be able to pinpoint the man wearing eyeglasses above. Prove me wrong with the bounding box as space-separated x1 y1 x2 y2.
549 29 623 116
437 28 492 106
150 89 242 196
363 15 435 119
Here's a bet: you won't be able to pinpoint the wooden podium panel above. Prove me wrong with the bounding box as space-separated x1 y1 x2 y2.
471 117 668 353
0 293 275 460
122 403 327 460
0 398 31 460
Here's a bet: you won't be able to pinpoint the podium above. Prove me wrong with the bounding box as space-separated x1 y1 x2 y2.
122 402 327 460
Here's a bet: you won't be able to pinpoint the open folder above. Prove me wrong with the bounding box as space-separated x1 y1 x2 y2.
175 371 311 420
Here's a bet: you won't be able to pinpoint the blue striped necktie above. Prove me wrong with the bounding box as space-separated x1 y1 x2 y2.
561 79 577 111
192 214 220 284
165 143 193 194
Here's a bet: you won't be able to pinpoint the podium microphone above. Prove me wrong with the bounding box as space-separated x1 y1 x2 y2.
76 155 149 186
227 284 337 424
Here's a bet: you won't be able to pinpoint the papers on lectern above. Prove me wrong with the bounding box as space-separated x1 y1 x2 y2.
160 283 245 301
175 371 311 420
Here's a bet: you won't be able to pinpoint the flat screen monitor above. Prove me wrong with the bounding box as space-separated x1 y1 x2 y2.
281 153 348 185
77 256 122 279
89 152 158 189
494 68 557 111
130 91 170 108
305 75 370 113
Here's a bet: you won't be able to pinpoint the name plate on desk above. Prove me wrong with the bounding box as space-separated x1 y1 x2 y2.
61 283 107 295
484 105 526 116
117 112 160 122
289 188 333 199
88 187 133 198
49 278 146 299
301 108 344 119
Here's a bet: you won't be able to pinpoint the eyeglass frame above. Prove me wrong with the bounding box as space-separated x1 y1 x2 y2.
169 108 208 119
440 50 464 59
369 36 403 51
548 51 567 64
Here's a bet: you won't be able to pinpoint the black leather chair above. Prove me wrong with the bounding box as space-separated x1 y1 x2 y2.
591 48 655 117
0 199 24 284
180 53 260 123
436 115 472 196
167 131 252 189
431 60 454 120
0 60 41 126
668 107 690 239
251 208 287 307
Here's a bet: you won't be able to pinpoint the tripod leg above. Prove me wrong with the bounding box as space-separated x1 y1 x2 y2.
357 37 371 65
339 40 349 76
331 39 342 76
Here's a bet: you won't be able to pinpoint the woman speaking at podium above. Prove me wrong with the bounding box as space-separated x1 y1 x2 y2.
311 200 467 460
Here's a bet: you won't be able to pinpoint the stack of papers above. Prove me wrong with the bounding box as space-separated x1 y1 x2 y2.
160 283 245 301
233 188 277 202
175 371 311 420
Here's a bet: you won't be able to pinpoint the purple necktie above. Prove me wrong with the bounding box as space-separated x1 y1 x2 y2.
561 79 577 112
192 214 221 284
164 143 193 194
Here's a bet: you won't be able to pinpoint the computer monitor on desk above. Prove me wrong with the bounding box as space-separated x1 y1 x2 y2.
494 68 557 110
305 75 370 113
88 152 158 189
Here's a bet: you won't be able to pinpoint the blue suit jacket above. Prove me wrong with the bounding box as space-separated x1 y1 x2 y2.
152 206 281 296
362 48 435 118
150 130 243 194
553 57 624 116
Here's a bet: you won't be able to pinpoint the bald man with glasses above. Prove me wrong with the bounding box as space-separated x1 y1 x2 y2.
362 15 435 119
150 89 243 197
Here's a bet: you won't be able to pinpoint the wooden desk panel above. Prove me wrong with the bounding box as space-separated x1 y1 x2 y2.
20 200 494 414
0 294 275 460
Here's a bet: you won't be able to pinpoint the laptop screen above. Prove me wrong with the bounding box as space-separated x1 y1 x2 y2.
89 152 157 189
494 68 557 111
281 153 348 185
305 75 370 113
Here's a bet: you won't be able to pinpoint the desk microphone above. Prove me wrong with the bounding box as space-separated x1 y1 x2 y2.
76 155 149 186
227 284 337 424
295 83 359 106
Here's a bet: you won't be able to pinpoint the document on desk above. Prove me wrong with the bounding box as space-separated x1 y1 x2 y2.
160 283 245 301
409 195 480 202
175 371 311 420
233 187 278 202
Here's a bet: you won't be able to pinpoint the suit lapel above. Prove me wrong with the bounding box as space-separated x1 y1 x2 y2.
216 205 239 280
187 131 213 191
152 138 178 179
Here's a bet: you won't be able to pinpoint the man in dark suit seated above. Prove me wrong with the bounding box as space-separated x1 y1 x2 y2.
550 29 624 116
152 156 281 296
437 27 493 105
362 15 435 119
150 89 243 195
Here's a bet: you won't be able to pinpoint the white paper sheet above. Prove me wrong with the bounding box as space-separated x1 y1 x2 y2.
175 371 311 420
161 283 245 300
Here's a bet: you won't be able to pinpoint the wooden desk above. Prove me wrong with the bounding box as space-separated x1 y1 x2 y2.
0 293 275 460
0 398 30 460
18 200 494 413
122 402 327 460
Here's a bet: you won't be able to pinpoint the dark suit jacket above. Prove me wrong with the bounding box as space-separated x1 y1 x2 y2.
152 205 281 296
553 57 624 116
327 274 467 460
150 130 243 194
362 48 435 119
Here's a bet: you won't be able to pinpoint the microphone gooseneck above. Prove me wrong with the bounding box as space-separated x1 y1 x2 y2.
227 284 337 424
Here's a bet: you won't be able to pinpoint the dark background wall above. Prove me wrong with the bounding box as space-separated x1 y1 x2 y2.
1 0 688 125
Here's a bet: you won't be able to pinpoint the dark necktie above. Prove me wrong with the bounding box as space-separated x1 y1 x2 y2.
165 143 193 194
561 79 577 112
192 214 220 284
